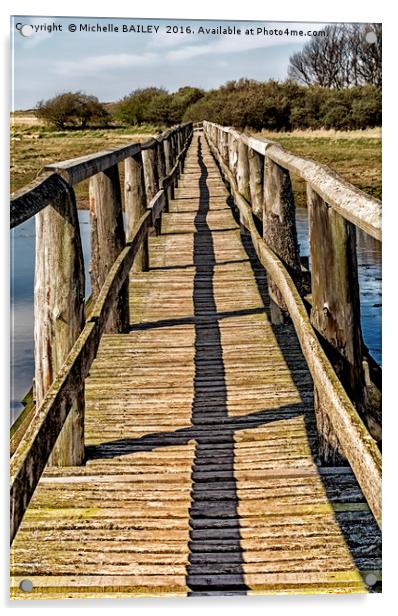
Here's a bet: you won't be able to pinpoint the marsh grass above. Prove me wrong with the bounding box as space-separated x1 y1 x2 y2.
252 128 381 206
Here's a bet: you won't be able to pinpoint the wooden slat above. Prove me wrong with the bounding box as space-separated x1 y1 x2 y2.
205 128 382 527
10 131 381 600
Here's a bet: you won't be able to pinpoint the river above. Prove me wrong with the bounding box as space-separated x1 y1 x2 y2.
10 207 381 424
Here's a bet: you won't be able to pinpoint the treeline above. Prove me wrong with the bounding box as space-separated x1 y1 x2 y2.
35 80 381 132
182 80 381 131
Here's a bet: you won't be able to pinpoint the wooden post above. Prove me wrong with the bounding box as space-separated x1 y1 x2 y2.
263 156 302 324
220 130 229 164
307 184 367 464
248 148 264 221
236 139 251 236
157 140 167 187
163 137 172 175
89 163 129 333
142 145 159 202
124 152 149 272
228 132 239 177
34 186 85 466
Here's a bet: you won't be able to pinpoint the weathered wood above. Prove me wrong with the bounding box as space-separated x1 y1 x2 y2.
263 155 302 324
148 190 167 236
307 185 367 464
89 164 129 333
11 134 381 599
204 122 381 241
34 187 85 467
236 139 251 236
156 140 167 186
124 153 149 272
10 172 69 228
248 147 264 220
10 211 151 544
206 130 381 527
45 143 141 186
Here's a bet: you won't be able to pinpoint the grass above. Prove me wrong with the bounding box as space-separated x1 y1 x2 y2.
11 113 162 208
11 114 382 210
251 128 381 207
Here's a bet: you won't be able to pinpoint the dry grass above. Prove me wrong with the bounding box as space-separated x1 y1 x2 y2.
10 113 162 207
251 128 381 206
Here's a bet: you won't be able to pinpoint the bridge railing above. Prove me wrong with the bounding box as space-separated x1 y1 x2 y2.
203 120 381 528
10 122 193 542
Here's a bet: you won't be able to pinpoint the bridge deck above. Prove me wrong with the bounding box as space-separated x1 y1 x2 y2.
11 132 381 599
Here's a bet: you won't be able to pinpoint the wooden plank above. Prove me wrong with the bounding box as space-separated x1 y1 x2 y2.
11 129 380 599
10 212 151 543
206 130 381 527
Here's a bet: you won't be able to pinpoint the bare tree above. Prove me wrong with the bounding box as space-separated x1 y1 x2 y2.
288 23 381 89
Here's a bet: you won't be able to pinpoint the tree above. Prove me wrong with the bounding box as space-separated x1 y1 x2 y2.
35 92 110 129
114 87 171 125
288 23 382 89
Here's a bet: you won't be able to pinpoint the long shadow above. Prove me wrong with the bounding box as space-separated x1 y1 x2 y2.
86 135 381 593
185 135 248 595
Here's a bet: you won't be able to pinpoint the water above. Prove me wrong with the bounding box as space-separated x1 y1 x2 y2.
10 211 91 424
10 207 382 424
295 207 382 366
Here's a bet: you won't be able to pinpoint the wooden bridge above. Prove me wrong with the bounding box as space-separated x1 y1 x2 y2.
10 121 382 598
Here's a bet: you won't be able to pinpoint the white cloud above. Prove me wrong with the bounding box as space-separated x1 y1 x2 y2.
52 52 159 75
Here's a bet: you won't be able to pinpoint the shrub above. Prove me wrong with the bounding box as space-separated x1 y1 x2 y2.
35 92 110 129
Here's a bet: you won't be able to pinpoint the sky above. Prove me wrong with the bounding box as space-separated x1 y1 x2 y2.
11 16 328 109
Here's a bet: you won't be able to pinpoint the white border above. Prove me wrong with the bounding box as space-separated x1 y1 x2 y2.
2 1 395 614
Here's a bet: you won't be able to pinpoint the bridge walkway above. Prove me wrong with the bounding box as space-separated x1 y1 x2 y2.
11 131 381 598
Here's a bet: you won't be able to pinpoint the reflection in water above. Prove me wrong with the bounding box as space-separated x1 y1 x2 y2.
295 207 382 366
9 207 382 423
10 211 91 424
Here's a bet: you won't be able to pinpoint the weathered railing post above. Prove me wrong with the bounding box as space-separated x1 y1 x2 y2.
89 164 129 332
125 151 149 272
307 185 367 464
263 156 302 324
34 186 85 466
228 131 239 178
163 134 175 200
236 138 251 236
248 147 264 220
142 143 159 202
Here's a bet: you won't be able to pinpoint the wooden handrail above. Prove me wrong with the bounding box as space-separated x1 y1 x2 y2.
10 123 193 229
205 125 381 528
205 122 381 241
10 124 193 541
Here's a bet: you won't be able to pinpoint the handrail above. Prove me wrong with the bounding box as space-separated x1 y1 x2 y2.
206 122 381 241
205 125 381 528
10 122 192 229
10 123 193 542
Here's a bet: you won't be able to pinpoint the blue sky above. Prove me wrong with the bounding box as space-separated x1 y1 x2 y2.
11 16 325 109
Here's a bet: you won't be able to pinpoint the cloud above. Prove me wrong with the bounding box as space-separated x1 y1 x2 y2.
52 52 159 75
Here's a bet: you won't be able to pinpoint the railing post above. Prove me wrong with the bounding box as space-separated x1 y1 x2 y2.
34 186 85 466
263 156 302 324
307 185 367 464
236 139 251 236
142 144 159 201
228 131 239 178
89 163 129 332
248 147 264 221
125 151 149 272
220 130 229 165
